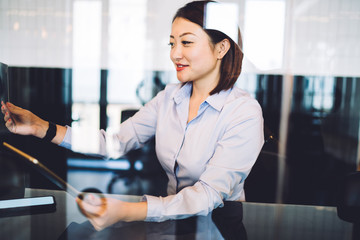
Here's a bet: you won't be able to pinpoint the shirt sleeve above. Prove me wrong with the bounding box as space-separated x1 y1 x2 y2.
58 91 164 158
59 125 72 149
143 99 264 222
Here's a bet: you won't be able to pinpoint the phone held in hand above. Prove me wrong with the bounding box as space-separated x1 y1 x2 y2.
0 195 56 217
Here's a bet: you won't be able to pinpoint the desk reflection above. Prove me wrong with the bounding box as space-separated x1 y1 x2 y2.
0 189 353 240
59 201 246 240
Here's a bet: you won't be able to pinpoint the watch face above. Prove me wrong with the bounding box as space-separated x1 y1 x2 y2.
0 62 9 103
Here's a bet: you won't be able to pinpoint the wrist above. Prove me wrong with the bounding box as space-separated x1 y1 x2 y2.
34 120 49 139
122 201 147 222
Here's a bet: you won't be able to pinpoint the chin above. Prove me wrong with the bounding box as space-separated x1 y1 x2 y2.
177 79 192 84
177 78 186 83
176 76 188 83
176 74 193 83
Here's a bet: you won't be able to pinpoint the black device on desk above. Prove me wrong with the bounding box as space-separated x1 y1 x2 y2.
0 143 57 217
0 195 56 217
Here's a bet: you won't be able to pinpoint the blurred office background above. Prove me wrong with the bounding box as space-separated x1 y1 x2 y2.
0 0 359 206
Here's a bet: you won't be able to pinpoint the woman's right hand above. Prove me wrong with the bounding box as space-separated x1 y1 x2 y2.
1 101 48 138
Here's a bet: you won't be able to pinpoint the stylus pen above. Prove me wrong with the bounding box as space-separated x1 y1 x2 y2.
3 142 81 198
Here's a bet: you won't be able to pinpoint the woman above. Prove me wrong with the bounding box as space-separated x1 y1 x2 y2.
1 1 264 230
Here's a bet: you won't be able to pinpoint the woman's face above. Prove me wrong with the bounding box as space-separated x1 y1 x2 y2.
170 17 220 86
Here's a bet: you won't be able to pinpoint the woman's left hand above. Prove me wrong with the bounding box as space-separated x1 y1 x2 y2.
76 195 124 231
76 194 148 231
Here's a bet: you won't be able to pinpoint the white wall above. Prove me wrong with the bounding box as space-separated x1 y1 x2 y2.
0 0 73 68
289 0 360 76
0 0 359 76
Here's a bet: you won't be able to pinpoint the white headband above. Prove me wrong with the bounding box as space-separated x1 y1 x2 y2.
204 2 240 44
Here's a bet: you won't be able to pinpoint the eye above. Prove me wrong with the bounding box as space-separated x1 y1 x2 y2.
168 42 174 48
182 41 192 46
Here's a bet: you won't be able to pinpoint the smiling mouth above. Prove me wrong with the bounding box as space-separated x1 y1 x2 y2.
176 64 188 71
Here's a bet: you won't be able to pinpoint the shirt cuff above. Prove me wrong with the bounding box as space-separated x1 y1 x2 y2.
59 125 72 149
142 195 164 222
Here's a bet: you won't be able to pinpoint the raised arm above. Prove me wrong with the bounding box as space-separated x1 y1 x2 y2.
1 101 66 144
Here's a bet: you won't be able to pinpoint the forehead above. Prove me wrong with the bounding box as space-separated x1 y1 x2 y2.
171 17 207 38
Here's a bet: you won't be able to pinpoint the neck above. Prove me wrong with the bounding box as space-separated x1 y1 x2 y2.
191 71 220 100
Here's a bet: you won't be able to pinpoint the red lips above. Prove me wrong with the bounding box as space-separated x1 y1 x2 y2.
176 64 188 71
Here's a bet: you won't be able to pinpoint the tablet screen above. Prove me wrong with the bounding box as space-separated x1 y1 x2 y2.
0 62 9 103
2 142 81 198
2 142 103 206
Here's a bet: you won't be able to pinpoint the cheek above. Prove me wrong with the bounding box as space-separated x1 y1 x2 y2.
186 47 208 64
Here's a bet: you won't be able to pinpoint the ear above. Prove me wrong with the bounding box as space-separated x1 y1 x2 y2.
216 39 231 60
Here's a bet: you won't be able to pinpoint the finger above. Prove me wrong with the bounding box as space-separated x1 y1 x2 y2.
6 102 21 115
88 218 104 231
76 197 95 219
76 198 107 231
4 112 10 122
76 197 106 217
1 103 6 114
1 102 10 115
83 193 103 206
76 200 91 219
5 118 15 132
82 198 105 215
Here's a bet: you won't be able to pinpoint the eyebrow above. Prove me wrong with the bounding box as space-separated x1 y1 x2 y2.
170 32 196 38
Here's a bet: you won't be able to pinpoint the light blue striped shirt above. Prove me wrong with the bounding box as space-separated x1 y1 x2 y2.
60 82 264 222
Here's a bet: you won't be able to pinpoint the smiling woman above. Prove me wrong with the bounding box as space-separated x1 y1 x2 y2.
172 1 243 96
169 17 224 95
1 0 264 231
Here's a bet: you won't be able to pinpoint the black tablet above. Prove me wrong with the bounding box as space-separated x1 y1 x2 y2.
3 142 80 198
0 62 10 103
0 195 56 217
2 142 103 206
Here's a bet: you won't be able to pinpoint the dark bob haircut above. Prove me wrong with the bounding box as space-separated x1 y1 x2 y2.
173 0 243 95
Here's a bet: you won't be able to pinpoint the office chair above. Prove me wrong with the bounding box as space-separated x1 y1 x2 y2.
244 125 279 203
107 109 141 194
107 109 166 196
336 171 360 240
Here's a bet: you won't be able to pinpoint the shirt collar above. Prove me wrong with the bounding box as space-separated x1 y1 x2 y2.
173 82 231 112
205 88 231 112
173 83 192 104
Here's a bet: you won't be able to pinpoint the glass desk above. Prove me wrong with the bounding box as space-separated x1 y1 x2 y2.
0 188 354 240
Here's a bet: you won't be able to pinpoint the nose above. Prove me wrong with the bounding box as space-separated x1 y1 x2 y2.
170 44 183 62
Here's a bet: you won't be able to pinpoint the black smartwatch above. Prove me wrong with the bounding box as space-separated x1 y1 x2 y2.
43 122 57 142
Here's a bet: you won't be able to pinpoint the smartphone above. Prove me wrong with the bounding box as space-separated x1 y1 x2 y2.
0 196 56 217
